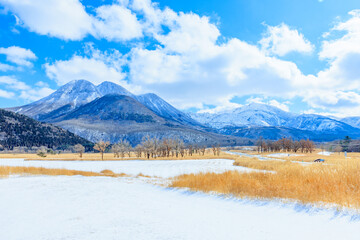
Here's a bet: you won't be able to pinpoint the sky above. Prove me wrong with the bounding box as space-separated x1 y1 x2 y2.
0 0 360 117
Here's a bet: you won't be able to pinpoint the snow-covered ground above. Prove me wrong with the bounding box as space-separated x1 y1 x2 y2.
318 151 332 156
1 157 359 239
0 158 252 178
1 176 360 240
268 153 302 157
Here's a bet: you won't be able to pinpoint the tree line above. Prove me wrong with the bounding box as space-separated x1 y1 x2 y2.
86 136 221 160
256 137 316 153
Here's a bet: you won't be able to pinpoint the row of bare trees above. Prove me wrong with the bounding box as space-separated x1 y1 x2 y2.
126 136 210 159
72 137 220 160
256 137 315 153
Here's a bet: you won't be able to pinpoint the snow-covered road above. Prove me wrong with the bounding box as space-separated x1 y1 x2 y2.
1 176 359 240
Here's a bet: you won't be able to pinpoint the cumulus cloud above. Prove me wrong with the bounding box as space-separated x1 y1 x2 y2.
0 0 144 42
246 97 290 112
0 75 54 101
44 54 126 86
316 10 360 91
0 62 14 71
259 23 314 56
294 9 360 116
0 0 93 40
0 89 15 98
0 46 37 67
3 0 360 117
93 4 143 41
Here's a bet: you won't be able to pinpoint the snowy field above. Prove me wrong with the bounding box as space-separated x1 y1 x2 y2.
1 158 360 239
318 151 333 156
0 158 253 178
1 176 360 240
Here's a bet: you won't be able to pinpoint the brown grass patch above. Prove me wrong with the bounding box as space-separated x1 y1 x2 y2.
0 166 126 178
171 156 360 209
0 151 236 161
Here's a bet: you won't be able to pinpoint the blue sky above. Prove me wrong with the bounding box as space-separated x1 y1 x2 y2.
0 0 360 117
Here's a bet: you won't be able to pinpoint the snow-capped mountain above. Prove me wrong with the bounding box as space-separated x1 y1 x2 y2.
191 103 360 140
136 93 202 127
341 117 360 128
10 79 101 118
8 79 360 143
8 80 244 145
97 81 134 97
191 103 295 129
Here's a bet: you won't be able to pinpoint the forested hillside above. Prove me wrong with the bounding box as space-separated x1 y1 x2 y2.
0 109 92 150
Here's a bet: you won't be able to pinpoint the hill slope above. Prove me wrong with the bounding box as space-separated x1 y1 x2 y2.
0 109 92 150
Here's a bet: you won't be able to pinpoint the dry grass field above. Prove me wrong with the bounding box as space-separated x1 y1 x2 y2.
0 166 126 178
171 150 360 209
0 151 236 161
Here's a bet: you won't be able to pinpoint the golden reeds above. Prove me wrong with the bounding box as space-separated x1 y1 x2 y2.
171 156 360 209
0 166 125 178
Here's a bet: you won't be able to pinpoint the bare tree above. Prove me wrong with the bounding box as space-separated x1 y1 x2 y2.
37 146 48 158
74 144 85 158
94 140 110 160
334 144 342 155
187 144 193 156
200 145 206 156
292 141 301 153
142 136 154 159
112 144 121 158
134 144 143 158
305 139 315 153
216 144 221 156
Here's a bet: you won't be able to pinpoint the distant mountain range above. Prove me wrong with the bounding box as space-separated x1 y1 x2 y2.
190 103 360 141
7 79 360 144
9 80 245 146
0 108 92 150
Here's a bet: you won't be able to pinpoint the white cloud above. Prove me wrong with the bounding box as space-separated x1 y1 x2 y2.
19 87 54 102
246 97 290 112
3 0 359 117
0 76 54 101
0 62 14 71
0 0 93 40
155 12 220 56
93 4 143 41
259 23 314 56
316 10 360 92
0 88 15 98
44 55 126 86
0 75 29 90
0 46 37 67
0 0 145 42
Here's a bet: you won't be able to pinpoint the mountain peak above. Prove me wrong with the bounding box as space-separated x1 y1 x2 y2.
97 81 134 97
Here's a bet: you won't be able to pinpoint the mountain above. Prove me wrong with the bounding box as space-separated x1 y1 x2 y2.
9 79 101 118
341 117 360 128
285 114 356 133
0 108 92 150
191 103 360 141
191 103 294 129
97 81 135 97
11 80 201 129
45 94 245 145
136 93 203 127
9 80 246 146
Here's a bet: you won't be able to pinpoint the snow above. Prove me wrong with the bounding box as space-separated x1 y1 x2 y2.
268 153 301 157
318 151 332 156
1 176 360 240
0 158 252 178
